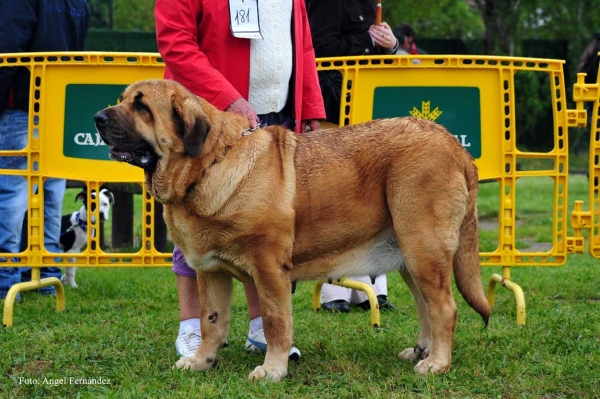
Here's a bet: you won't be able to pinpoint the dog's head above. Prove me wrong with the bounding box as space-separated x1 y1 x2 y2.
98 188 115 221
94 79 211 174
75 188 115 221
94 79 217 202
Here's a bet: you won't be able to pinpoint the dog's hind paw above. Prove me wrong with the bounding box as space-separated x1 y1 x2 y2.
175 355 214 372
248 365 287 382
414 358 450 375
398 345 429 362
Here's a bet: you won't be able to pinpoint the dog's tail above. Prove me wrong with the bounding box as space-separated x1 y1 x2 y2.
453 162 491 326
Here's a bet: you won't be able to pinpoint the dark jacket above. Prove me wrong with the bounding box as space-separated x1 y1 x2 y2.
0 0 90 114
306 0 377 58
576 38 600 84
306 0 379 123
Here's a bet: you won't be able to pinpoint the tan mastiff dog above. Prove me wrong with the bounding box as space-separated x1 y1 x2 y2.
94 79 491 382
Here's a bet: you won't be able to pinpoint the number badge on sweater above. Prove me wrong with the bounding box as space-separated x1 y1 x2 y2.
229 0 263 39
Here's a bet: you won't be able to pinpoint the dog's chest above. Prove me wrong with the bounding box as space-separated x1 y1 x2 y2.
185 249 248 281
165 210 230 268
185 250 220 271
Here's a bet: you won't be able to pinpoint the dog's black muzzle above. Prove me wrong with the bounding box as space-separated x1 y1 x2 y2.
94 110 158 172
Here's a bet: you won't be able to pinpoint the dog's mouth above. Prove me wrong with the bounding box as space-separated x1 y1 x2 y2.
107 141 158 171
95 111 159 172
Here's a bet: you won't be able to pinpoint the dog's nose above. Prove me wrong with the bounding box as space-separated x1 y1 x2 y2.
94 111 109 126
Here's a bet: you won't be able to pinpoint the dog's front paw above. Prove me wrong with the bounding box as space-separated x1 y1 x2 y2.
414 358 450 375
60 275 78 288
174 355 215 372
248 365 287 382
398 346 429 362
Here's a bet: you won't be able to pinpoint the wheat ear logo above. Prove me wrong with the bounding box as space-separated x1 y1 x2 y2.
409 101 442 121
108 98 120 107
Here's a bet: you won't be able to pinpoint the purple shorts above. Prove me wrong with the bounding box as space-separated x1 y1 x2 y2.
172 245 196 277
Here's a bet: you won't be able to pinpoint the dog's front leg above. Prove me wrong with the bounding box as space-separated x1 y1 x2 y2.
61 250 79 288
175 271 233 372
61 265 78 288
248 261 292 382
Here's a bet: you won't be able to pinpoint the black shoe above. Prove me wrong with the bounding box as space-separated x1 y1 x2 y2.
322 300 350 313
355 299 371 311
377 295 394 310
356 295 395 311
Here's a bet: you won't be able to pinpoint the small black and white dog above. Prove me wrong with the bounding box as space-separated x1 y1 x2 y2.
60 188 114 287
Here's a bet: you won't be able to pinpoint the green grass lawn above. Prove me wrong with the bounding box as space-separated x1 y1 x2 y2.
1 175 599 398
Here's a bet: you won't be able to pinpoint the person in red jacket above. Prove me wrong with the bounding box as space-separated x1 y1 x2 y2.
155 0 325 362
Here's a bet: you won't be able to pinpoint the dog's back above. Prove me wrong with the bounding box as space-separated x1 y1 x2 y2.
290 117 475 266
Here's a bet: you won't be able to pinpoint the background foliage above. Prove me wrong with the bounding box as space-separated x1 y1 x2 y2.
88 0 156 31
86 0 600 62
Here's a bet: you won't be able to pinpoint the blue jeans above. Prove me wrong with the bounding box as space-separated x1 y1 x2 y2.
0 110 63 298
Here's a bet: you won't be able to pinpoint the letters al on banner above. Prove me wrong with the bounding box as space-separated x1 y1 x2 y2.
372 86 482 159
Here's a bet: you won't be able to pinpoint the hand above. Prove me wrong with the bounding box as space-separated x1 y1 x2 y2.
300 119 320 132
368 22 398 50
225 98 259 128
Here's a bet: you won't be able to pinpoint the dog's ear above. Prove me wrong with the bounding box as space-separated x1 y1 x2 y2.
172 95 210 158
101 189 115 204
75 190 86 203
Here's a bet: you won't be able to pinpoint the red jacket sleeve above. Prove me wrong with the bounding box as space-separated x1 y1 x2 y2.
297 0 326 123
154 0 242 110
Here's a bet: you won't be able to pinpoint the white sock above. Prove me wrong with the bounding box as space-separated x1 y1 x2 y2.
179 318 201 336
249 316 263 334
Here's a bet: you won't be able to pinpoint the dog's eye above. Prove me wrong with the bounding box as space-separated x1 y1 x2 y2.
133 92 152 115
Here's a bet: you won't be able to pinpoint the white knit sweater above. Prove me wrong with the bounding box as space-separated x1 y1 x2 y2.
248 0 293 115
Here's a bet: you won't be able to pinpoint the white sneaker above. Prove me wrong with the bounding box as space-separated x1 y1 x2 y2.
175 325 201 358
245 328 301 361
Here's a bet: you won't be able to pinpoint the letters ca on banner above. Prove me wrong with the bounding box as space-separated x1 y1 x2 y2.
63 84 127 160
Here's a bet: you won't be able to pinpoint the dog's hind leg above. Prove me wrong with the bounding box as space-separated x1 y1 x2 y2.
390 198 460 374
389 167 468 374
247 256 293 382
397 235 457 375
175 271 233 372
398 267 431 362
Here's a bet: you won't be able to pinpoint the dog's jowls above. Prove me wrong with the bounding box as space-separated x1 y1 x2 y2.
60 188 114 287
94 79 491 382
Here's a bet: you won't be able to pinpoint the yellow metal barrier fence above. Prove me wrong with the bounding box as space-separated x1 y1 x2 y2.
0 53 167 326
0 52 597 327
571 71 600 257
312 54 595 326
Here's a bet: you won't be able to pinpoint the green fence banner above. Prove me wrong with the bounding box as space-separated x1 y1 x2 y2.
372 87 482 159
63 84 127 160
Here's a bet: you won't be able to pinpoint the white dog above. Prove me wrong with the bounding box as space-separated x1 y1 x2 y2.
60 188 114 287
